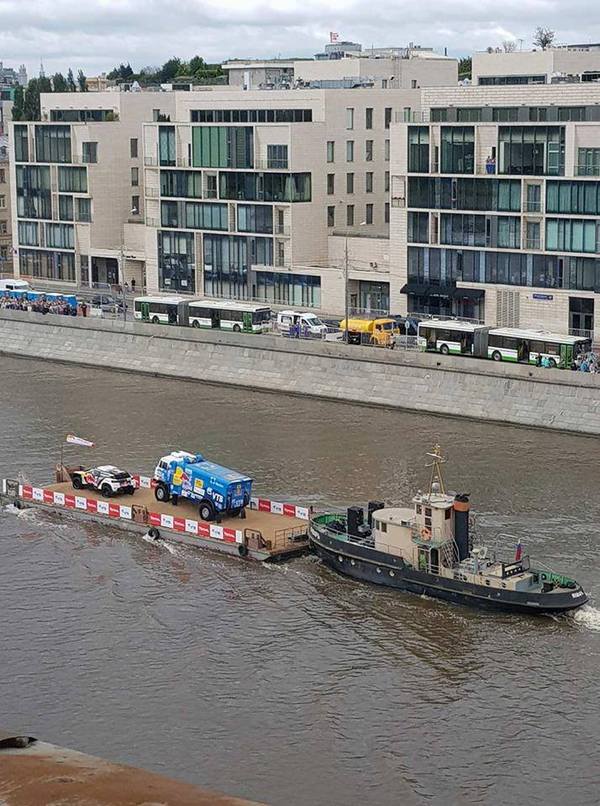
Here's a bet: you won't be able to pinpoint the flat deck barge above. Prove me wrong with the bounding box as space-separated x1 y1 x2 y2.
1 474 310 561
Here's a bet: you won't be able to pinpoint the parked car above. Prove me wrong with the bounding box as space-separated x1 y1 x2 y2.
71 465 135 497
90 294 125 312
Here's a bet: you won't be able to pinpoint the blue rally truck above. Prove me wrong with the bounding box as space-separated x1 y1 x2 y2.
152 451 252 522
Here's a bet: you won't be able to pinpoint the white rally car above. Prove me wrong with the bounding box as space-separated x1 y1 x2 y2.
71 465 136 497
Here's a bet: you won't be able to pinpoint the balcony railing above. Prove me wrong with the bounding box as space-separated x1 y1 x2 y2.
254 158 289 170
525 201 542 213
144 157 158 167
274 224 290 236
525 238 541 250
569 327 594 339
176 157 190 168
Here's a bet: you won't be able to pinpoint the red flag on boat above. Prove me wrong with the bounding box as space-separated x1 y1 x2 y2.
515 541 523 562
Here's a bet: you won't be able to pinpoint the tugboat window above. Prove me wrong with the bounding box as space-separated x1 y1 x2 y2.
445 509 451 519
381 522 388 533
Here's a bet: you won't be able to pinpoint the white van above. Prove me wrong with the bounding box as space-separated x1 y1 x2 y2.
276 310 328 337
0 279 31 292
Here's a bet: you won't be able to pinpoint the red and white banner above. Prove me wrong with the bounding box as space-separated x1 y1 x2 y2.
250 496 310 521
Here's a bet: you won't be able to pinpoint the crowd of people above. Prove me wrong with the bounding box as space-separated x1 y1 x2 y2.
0 293 79 316
572 351 600 373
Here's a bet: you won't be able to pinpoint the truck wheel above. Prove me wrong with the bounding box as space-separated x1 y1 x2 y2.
492 351 502 362
440 344 449 355
238 544 249 557
229 506 241 517
154 483 170 503
72 476 83 490
126 486 135 495
192 320 200 328
101 484 113 498
199 501 215 522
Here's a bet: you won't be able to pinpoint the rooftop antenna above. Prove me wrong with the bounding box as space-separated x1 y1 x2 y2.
425 445 446 495
39 59 45 78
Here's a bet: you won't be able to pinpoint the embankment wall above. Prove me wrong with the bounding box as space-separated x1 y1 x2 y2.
0 309 599 434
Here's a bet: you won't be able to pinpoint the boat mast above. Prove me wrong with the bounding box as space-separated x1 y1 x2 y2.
426 445 446 496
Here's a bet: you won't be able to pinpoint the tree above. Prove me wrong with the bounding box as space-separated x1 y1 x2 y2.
52 72 68 92
77 69 88 92
67 68 76 92
502 40 517 53
533 26 556 49
458 57 472 80
189 55 205 75
12 84 24 120
159 57 182 82
107 62 134 81
23 78 42 120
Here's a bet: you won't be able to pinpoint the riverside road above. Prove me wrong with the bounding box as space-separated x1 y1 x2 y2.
1 355 599 806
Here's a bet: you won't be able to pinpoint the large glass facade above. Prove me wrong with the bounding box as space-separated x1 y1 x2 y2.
407 211 429 243
160 170 203 198
408 246 600 291
34 125 71 162
546 181 600 215
255 272 321 307
17 221 39 246
237 205 273 233
160 200 228 230
440 127 474 174
546 219 598 253
19 249 76 281
408 127 429 173
407 176 521 212
158 230 195 291
16 165 51 219
204 234 273 298
191 108 312 123
218 172 311 202
192 127 253 169
58 166 87 193
577 148 600 176
498 126 564 175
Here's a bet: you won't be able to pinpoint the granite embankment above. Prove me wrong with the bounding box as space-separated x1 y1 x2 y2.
1 309 599 434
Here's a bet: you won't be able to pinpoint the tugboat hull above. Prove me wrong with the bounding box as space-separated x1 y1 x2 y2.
311 530 588 615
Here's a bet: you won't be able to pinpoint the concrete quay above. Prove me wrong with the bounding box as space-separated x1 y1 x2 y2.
1 309 599 435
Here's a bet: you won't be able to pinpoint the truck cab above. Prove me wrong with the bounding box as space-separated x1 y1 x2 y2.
153 450 253 522
339 317 398 347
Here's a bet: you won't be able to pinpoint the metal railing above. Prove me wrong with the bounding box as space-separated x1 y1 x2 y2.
525 238 541 250
525 201 542 213
254 158 289 170
576 165 600 176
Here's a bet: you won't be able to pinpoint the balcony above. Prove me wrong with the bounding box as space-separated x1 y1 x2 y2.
254 158 289 170
576 165 600 177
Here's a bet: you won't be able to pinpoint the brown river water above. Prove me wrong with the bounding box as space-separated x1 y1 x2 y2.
1 355 599 806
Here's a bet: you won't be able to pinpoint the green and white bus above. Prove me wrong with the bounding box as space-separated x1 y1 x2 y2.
133 296 187 325
186 299 271 333
417 320 488 356
487 328 591 368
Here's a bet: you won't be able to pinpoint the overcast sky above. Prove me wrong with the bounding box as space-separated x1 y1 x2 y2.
1 0 599 77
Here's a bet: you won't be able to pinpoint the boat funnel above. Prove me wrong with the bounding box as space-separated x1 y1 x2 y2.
453 494 470 561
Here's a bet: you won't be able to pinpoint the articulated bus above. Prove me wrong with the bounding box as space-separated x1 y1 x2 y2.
133 296 272 334
417 319 590 368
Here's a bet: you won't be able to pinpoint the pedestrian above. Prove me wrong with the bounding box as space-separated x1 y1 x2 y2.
81 301 88 318
535 353 543 367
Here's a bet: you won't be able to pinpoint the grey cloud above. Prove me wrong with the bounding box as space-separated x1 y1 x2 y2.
0 0 599 75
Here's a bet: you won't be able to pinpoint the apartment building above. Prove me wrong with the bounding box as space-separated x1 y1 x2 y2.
10 91 177 289
390 83 600 335
472 46 600 86
0 132 12 275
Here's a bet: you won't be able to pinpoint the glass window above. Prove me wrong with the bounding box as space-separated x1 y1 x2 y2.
346 141 354 162
498 126 564 176
327 173 335 194
408 127 429 173
384 139 390 161
385 171 390 192
130 138 138 158
365 108 373 130
385 202 390 223
384 107 392 129
59 194 73 221
58 166 87 193
159 126 176 167
76 197 91 222
16 165 52 219
237 204 273 234
160 170 203 198
327 141 335 163
346 172 354 194
440 127 474 174
327 206 335 227
577 148 600 177
255 271 320 308
547 181 600 215
46 222 74 249
366 172 373 193
267 144 288 169
347 204 354 226
218 172 311 203
408 212 429 243
203 233 272 298
497 217 521 249
34 125 71 162
82 141 97 164
192 126 253 169
19 249 75 281
158 230 195 292
365 140 373 162
430 108 448 122
457 108 482 122
546 218 598 253
131 167 139 186
492 108 519 122
14 125 29 162
346 108 354 130
18 220 39 246
365 203 373 225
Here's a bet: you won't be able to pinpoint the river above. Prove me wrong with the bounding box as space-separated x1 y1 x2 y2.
1 355 599 806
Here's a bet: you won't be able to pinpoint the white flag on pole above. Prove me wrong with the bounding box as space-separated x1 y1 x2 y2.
65 434 95 448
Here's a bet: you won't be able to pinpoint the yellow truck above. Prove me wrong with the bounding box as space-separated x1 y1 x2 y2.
339 317 398 348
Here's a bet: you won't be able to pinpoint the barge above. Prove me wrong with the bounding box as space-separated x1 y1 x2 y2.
309 447 588 615
1 473 310 562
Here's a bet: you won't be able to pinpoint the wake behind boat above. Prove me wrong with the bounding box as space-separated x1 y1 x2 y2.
309 447 588 615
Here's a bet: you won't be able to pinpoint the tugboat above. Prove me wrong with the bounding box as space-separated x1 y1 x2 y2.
309 447 588 614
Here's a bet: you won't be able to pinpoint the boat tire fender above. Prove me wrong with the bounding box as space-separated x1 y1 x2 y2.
13 499 23 510
238 543 249 558
148 527 160 540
